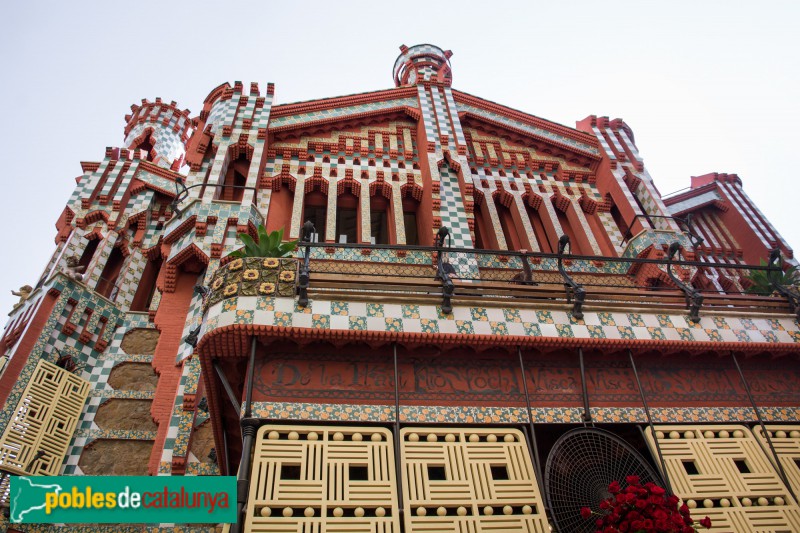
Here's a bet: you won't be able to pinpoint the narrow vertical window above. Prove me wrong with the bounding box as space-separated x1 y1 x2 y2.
130 256 162 311
369 195 390 245
302 191 327 242
221 154 249 202
525 203 553 253
336 192 359 244
97 247 125 300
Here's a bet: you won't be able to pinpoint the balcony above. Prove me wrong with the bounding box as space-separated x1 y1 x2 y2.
202 240 799 326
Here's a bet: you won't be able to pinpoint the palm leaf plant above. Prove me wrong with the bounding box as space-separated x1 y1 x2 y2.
229 225 298 258
745 259 798 295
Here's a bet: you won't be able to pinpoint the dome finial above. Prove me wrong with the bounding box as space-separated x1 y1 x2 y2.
393 44 453 87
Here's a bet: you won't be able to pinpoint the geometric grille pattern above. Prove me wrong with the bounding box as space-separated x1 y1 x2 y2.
245 425 399 533
755 425 800 503
646 425 800 532
0 360 89 476
400 427 548 532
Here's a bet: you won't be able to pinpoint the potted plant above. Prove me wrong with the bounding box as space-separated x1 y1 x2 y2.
744 259 798 296
207 226 299 307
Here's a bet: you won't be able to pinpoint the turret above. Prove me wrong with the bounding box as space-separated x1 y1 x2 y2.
123 98 194 170
393 44 453 87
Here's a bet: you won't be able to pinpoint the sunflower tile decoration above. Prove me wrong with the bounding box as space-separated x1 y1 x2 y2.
206 256 298 307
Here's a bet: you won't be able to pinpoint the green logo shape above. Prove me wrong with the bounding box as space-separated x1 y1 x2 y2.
10 476 236 524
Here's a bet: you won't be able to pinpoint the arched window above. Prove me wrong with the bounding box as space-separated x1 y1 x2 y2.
220 154 249 202
493 194 524 251
472 197 495 250
78 236 101 270
130 255 162 312
336 191 359 244
524 202 553 253
369 182 395 245
555 207 584 255
97 247 126 300
130 129 156 163
402 197 420 246
369 196 390 245
610 203 630 244
302 191 327 242
265 177 296 234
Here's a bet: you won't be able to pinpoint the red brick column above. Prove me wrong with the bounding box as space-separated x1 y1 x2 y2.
0 291 59 407
148 272 196 474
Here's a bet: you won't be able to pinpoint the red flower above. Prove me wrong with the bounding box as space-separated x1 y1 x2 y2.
579 477 711 532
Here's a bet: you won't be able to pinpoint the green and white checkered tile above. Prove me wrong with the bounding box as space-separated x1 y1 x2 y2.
438 164 479 278
430 88 452 140
444 88 467 146
176 273 205 363
417 86 438 149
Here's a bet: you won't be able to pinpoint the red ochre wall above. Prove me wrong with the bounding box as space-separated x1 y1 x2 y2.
249 344 800 411
0 291 60 407
148 270 197 474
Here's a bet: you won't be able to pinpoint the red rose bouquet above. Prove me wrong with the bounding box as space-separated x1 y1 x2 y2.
580 476 712 533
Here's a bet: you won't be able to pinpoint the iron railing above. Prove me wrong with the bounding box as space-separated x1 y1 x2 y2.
291 236 798 321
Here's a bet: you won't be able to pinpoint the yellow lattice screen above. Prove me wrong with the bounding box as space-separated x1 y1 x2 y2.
400 427 549 533
754 425 800 501
245 425 399 533
646 424 800 532
0 359 89 477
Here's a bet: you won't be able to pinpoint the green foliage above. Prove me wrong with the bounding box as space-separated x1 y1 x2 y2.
745 259 799 295
229 226 298 258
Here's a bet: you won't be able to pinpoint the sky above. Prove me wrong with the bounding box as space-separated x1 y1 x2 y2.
0 0 798 316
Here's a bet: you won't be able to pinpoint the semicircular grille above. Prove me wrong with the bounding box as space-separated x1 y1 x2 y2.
545 427 663 533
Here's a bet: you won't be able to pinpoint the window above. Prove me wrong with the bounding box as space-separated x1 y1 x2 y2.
130 256 162 312
220 154 249 202
336 192 359 244
369 196 390 245
78 237 100 270
96 247 125 300
525 203 553 253
401 194 421 246
265 178 295 234
556 208 583 255
494 199 523 251
472 198 496 250
302 191 327 242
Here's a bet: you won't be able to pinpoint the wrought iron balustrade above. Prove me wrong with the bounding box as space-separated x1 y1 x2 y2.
204 238 798 321
291 241 795 319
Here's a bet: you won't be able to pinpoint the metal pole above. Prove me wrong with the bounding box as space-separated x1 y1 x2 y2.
731 351 797 502
232 420 258 533
518 346 549 514
627 349 673 495
213 361 241 414
244 337 257 418
233 336 259 533
578 347 591 422
392 343 404 521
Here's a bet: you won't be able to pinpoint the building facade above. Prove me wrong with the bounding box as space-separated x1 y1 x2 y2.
1 44 800 532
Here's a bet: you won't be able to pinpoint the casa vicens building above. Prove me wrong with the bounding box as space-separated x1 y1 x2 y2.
1 44 800 532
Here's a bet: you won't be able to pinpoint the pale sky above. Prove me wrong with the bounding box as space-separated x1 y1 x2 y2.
1 0 798 315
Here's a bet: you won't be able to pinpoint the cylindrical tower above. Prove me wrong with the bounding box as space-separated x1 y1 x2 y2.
123 98 195 169
393 43 453 87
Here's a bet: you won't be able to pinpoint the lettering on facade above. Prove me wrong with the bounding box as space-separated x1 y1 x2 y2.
252 352 800 407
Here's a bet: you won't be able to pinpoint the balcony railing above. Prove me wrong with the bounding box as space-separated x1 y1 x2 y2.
205 238 800 323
